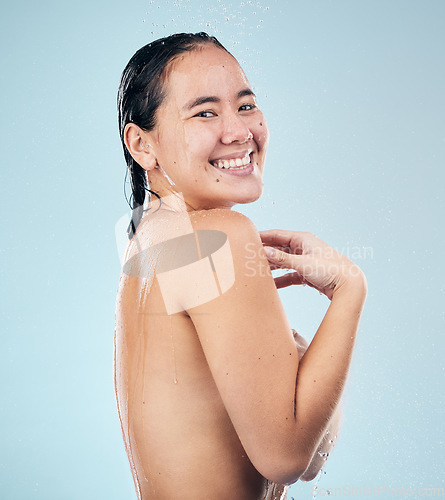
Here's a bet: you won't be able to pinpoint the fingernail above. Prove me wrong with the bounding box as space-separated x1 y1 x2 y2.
263 246 274 258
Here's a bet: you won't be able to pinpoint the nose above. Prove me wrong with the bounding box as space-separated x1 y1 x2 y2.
220 114 253 145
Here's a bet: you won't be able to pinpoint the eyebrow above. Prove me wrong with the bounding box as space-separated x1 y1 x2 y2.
183 88 256 111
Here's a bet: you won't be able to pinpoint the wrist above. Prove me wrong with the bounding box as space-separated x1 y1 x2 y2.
333 268 367 303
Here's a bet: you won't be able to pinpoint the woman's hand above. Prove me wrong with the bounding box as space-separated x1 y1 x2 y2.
259 230 366 300
291 329 309 361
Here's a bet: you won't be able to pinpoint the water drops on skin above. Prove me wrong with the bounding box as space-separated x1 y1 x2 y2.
170 316 178 384
312 467 327 500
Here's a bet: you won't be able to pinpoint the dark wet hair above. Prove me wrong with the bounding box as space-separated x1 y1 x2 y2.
118 32 230 238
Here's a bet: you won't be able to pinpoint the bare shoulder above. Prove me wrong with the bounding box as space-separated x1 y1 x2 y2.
188 208 263 259
188 208 258 233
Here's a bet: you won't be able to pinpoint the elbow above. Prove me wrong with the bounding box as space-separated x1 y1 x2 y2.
252 451 312 486
299 467 319 482
245 432 317 485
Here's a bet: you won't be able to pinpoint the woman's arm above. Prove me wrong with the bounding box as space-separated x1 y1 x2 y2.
184 210 366 485
291 329 342 482
300 405 342 481
260 229 366 481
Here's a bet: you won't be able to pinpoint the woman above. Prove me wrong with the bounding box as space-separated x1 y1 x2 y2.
114 32 367 500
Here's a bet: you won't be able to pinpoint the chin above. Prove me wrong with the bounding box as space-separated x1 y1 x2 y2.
231 186 264 205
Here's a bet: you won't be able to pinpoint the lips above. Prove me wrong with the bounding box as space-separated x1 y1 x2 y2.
209 152 255 177
209 149 255 170
211 152 251 170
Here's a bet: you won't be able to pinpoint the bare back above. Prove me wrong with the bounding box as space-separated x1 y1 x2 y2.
114 207 287 499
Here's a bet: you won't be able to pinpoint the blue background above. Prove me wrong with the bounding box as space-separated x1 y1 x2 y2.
1 0 443 498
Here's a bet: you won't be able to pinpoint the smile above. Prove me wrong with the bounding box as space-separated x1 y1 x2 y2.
210 152 251 170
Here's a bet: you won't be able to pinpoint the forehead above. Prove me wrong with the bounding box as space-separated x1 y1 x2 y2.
163 46 251 106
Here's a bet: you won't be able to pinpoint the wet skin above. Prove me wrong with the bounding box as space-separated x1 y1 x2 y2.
116 44 365 499
116 46 286 499
114 208 287 500
129 45 269 212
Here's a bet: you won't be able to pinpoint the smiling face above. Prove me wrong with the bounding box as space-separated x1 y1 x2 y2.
143 44 269 211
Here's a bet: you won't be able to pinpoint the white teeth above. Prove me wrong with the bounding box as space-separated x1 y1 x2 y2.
212 153 251 170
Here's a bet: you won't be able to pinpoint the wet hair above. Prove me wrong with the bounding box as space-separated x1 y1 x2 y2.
118 32 230 238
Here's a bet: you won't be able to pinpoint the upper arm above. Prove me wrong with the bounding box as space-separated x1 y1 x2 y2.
183 210 304 482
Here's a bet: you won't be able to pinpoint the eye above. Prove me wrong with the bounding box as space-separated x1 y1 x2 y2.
194 110 216 118
239 103 257 112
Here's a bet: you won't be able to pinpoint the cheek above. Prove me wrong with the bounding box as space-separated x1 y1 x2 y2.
183 124 216 160
160 123 193 166
254 121 269 149
253 116 269 150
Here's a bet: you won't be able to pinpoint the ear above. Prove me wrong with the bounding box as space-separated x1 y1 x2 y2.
124 123 158 172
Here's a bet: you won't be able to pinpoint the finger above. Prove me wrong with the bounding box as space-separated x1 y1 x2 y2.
291 329 309 360
259 230 296 249
265 244 296 254
260 230 309 254
262 245 297 265
291 329 309 349
263 246 302 268
274 272 306 289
